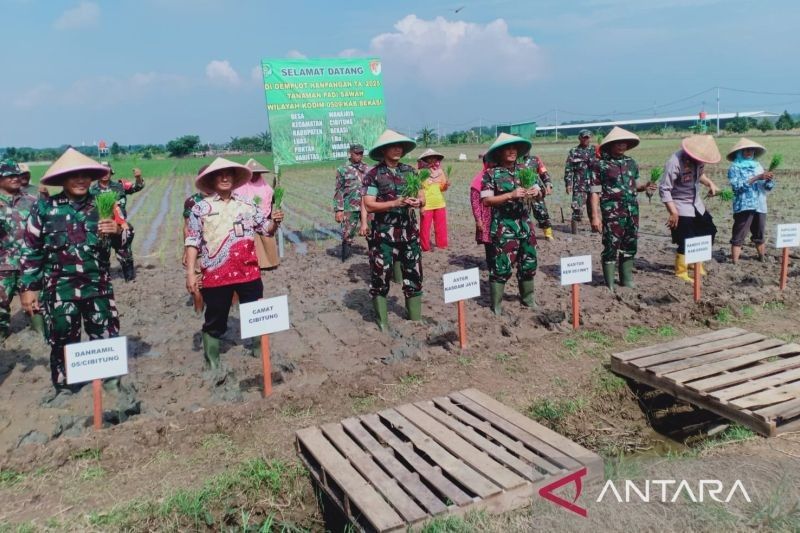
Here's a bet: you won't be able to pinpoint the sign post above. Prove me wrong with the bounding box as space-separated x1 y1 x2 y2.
560 255 593 329
442 268 481 349
65 336 128 430
776 224 800 290
685 236 713 302
239 295 291 397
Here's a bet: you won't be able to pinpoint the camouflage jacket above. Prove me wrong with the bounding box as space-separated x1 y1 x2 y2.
0 191 37 272
480 164 533 223
20 193 121 301
183 192 206 220
589 154 640 214
564 145 596 191
89 179 144 218
333 161 368 212
363 162 419 242
520 155 551 187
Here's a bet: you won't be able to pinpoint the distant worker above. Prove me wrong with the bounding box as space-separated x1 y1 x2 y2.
564 129 596 233
333 144 369 261
520 149 555 241
239 159 280 269
417 148 450 252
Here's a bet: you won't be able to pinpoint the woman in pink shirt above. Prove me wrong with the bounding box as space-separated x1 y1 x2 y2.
237 158 280 269
470 155 494 270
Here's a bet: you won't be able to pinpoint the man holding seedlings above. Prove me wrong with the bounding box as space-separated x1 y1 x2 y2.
184 158 283 369
481 133 542 315
89 162 144 282
520 150 555 241
333 144 369 262
589 127 656 290
658 135 721 281
564 129 596 233
19 148 125 389
0 159 42 341
362 129 424 331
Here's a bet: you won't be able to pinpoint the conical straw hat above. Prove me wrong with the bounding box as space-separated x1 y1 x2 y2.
417 148 444 161
40 147 108 186
368 129 416 161
599 127 640 151
245 158 271 174
726 137 766 162
484 133 532 163
17 163 30 177
195 157 252 194
681 135 721 164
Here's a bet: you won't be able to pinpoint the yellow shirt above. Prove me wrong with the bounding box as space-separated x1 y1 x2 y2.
422 168 448 211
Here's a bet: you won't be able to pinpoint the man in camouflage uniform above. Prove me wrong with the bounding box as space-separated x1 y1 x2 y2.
333 143 369 262
520 152 554 240
481 134 543 315
564 129 596 233
363 130 424 331
0 160 42 340
89 162 144 281
20 148 125 389
589 127 655 290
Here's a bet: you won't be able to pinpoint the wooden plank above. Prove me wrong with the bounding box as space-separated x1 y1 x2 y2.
296 427 404 531
455 389 603 480
631 333 767 369
613 328 747 362
665 344 800 384
649 339 785 376
378 409 502 499
358 414 474 507
754 397 800 421
431 397 562 476
730 381 800 410
713 367 800 401
687 352 800 392
340 417 448 515
414 400 544 483
395 403 526 490
320 423 427 523
776 417 800 435
611 359 776 437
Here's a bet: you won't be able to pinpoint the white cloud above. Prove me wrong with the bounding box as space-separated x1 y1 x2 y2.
53 1 100 30
286 49 307 59
251 65 263 84
205 60 241 87
364 15 545 87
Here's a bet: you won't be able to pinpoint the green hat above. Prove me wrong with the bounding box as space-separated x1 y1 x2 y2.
484 133 531 163
368 129 416 161
0 159 21 177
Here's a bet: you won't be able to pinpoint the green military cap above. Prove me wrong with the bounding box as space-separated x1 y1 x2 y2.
578 129 592 138
349 143 364 153
0 159 22 177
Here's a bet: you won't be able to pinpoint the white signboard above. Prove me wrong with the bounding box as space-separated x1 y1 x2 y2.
240 295 290 339
684 236 713 264
776 224 800 249
65 336 128 384
560 255 593 286
443 268 481 304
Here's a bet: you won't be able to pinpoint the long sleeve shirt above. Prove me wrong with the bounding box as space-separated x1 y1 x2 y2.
0 191 36 272
659 150 706 217
728 161 774 214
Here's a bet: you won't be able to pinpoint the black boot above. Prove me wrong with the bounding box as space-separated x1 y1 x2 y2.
341 242 352 262
121 261 136 282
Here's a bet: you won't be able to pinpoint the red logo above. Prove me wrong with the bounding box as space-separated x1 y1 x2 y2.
538 467 588 517
369 60 381 76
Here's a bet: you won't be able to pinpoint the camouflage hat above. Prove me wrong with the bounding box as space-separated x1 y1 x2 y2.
578 129 592 138
0 159 22 178
100 161 115 175
349 143 364 153
17 162 31 177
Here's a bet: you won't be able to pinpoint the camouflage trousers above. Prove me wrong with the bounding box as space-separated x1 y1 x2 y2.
43 296 120 386
0 270 20 338
369 237 423 298
113 223 135 269
490 218 538 283
340 211 360 244
570 190 591 222
602 215 639 263
530 199 552 229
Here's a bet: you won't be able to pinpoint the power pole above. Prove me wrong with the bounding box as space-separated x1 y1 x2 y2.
716 87 721 136
555 108 559 141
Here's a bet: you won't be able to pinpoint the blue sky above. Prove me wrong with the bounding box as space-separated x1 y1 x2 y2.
2 0 799 147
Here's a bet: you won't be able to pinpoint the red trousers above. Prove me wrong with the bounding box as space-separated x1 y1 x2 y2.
420 207 448 251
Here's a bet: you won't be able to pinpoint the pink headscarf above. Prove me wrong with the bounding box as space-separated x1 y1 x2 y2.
470 159 492 191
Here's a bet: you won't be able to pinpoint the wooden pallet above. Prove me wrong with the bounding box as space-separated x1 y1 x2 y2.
295 388 602 532
611 327 800 437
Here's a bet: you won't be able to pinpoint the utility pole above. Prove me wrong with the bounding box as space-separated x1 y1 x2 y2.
555 108 559 141
479 117 483 142
716 87 721 136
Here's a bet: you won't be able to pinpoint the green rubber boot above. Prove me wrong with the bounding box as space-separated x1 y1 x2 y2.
602 261 616 291
202 332 220 370
372 296 388 332
29 313 45 336
392 261 403 284
619 257 635 288
490 282 505 316
405 295 422 321
519 279 536 308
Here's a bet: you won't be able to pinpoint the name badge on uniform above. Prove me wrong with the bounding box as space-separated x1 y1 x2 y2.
233 222 244 237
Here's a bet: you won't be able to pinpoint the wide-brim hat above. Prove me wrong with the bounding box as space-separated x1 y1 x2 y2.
417 148 444 162
40 148 108 186
600 127 640 151
485 133 532 163
245 158 271 174
681 135 721 164
17 162 31 178
195 157 252 194
726 137 766 162
368 129 416 161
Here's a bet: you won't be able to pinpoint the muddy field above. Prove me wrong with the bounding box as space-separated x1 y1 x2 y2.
2 136 800 531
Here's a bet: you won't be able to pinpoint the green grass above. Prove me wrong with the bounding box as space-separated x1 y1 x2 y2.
399 373 423 386
0 470 24 487
70 448 102 461
80 466 106 481
715 307 733 324
657 325 677 337
456 356 473 367
624 326 653 343
592 367 627 394
420 511 490 532
603 453 643 481
763 300 786 311
527 397 585 425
